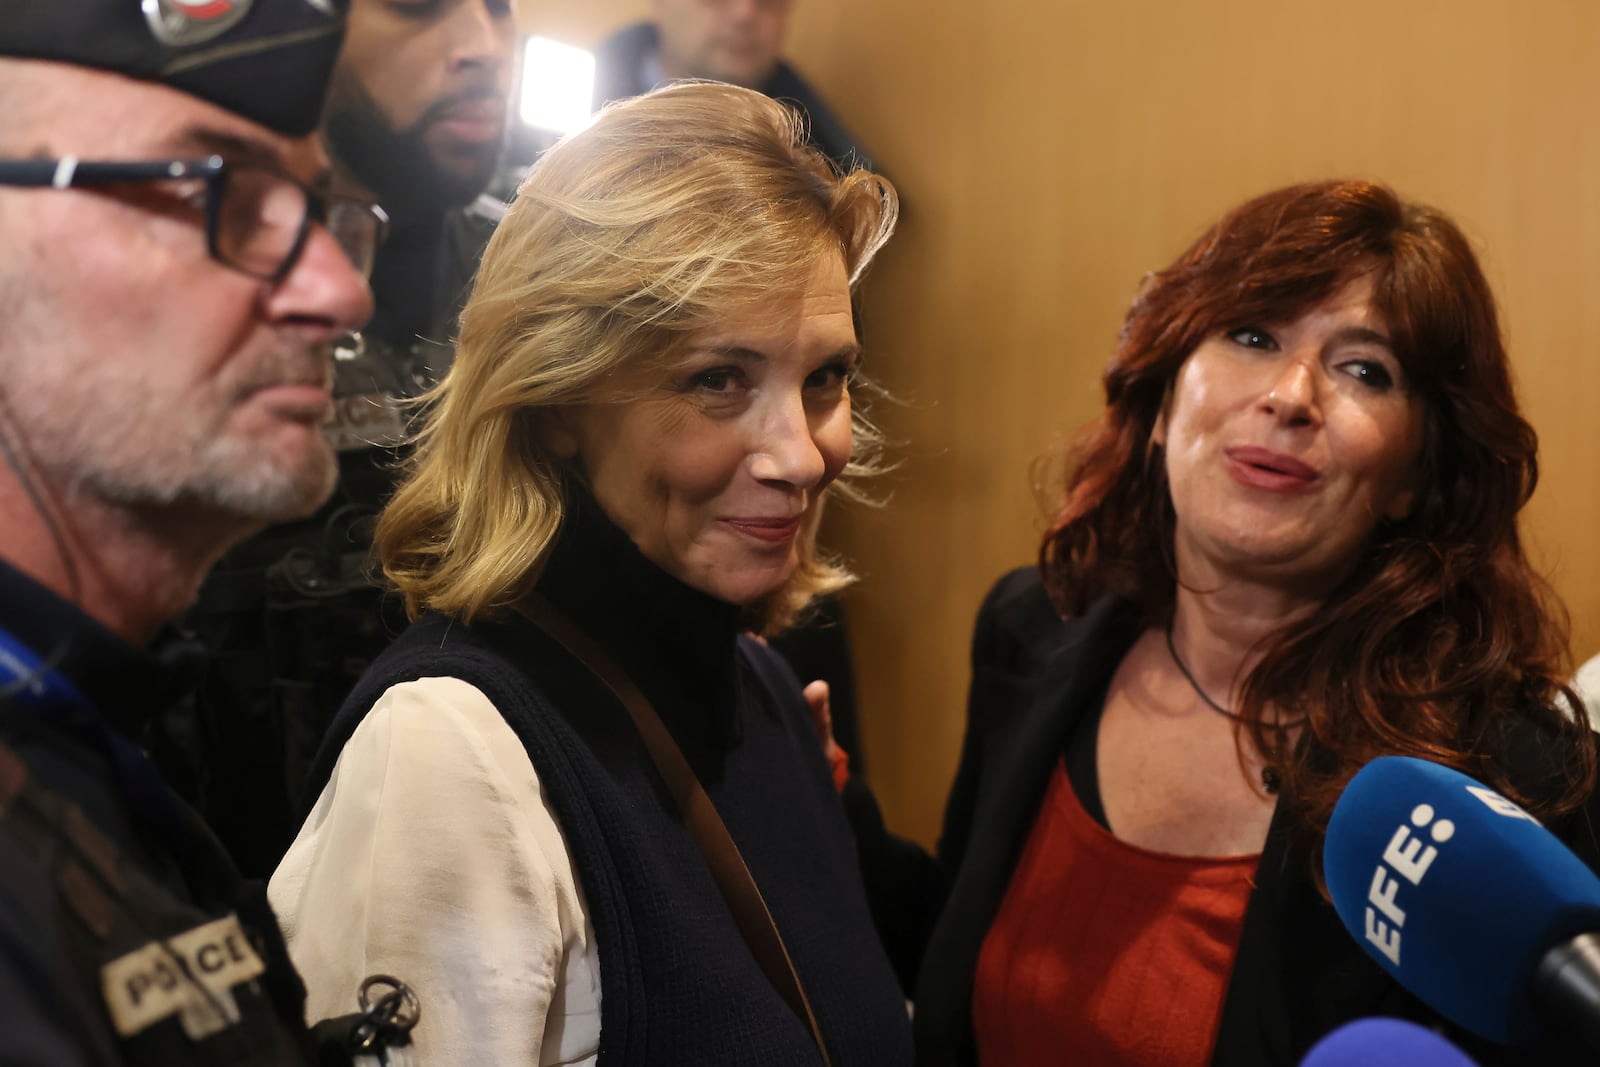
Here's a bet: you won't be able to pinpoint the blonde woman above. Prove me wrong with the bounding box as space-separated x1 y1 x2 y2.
269 83 908 1066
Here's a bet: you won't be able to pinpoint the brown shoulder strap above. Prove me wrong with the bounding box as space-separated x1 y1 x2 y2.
516 595 833 1066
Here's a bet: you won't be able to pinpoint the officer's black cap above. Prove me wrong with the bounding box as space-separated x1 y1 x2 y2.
0 0 349 137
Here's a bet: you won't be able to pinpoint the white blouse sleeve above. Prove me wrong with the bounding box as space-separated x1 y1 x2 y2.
268 676 601 1067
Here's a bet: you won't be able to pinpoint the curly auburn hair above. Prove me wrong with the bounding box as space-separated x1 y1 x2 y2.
1039 179 1594 846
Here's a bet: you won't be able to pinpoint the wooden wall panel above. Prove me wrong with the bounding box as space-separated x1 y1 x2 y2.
520 0 1600 846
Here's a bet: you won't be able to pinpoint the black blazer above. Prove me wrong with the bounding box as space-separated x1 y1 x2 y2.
907 566 1600 1066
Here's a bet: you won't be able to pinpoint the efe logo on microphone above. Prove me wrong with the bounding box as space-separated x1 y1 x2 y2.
1364 803 1456 965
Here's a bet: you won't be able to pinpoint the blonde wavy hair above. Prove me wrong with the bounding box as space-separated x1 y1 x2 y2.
376 82 899 633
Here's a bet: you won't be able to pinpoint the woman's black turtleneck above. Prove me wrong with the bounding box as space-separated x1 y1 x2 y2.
533 486 747 757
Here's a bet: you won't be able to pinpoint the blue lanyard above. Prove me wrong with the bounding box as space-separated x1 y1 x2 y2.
0 622 192 861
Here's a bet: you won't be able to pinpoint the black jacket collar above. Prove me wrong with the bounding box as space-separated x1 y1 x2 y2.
0 557 197 742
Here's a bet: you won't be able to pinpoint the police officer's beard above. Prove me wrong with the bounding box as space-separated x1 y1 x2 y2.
6 347 338 524
322 74 502 220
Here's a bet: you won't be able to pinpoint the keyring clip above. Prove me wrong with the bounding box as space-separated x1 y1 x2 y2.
350 974 421 1051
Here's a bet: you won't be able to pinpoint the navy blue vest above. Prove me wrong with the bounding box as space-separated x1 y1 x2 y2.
306 504 912 1065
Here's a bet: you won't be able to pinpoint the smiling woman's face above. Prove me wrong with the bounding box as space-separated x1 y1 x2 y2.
1159 274 1425 593
549 251 858 606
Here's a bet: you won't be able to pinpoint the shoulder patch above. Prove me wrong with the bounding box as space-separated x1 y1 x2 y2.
100 913 265 1040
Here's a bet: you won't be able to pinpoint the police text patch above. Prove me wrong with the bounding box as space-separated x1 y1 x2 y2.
100 914 265 1040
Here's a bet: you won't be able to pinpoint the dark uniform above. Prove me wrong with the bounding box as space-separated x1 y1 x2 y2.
0 564 318 1064
178 198 503 877
0 2 416 1061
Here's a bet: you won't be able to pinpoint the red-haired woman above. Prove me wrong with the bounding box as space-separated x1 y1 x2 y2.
905 180 1600 1066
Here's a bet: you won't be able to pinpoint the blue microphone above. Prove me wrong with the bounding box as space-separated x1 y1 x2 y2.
1300 1018 1478 1066
1324 755 1600 1050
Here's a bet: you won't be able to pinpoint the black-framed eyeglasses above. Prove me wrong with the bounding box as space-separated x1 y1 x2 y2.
0 155 389 283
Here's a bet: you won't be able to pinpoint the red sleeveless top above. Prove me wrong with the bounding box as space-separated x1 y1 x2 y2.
972 758 1259 1066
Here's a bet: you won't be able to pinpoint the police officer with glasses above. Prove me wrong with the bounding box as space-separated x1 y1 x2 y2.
0 1 409 1063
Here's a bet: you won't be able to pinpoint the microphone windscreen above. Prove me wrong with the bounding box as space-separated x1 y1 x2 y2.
1299 1017 1479 1067
1324 755 1600 1043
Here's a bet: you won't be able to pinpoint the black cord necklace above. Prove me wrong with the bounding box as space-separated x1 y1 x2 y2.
1164 620 1284 795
